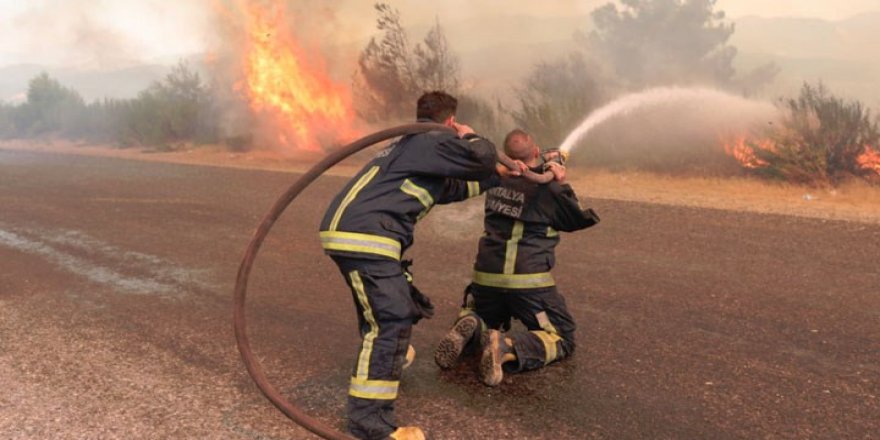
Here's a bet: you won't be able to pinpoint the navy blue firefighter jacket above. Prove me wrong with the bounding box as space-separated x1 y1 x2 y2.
319 126 498 261
471 171 600 290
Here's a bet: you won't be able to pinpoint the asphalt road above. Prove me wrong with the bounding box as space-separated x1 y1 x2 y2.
1 149 878 439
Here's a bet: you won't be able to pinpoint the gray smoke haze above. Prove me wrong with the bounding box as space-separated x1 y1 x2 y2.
6 1 143 69
1 1 208 69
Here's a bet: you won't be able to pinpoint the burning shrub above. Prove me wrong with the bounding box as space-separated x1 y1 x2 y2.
740 83 880 185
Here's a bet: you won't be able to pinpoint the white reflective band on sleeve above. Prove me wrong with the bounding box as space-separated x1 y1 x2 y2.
400 178 434 220
400 179 434 209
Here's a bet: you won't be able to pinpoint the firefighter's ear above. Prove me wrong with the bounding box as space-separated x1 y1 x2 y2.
443 115 455 127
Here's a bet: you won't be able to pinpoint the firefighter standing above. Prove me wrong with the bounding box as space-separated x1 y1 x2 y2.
433 129 600 386
319 92 502 440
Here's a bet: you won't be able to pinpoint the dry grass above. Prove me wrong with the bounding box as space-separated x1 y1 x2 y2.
3 139 880 224
570 169 880 224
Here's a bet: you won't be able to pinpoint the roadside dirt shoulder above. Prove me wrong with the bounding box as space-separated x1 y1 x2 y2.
571 171 880 225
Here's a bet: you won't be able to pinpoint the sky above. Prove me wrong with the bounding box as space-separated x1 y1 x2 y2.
0 0 210 68
2 0 880 69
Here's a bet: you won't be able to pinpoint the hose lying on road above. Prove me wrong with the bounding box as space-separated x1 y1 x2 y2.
233 123 554 440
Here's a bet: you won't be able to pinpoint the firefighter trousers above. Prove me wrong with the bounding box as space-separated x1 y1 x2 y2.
331 256 424 440
468 283 577 372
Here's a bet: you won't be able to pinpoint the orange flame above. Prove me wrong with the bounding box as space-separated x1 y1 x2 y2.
722 135 773 169
236 1 356 151
857 146 880 175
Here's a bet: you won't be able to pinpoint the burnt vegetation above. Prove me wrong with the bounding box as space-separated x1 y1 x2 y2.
1 0 878 185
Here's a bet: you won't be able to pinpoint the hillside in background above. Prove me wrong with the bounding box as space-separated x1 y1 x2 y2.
0 63 168 102
731 11 880 107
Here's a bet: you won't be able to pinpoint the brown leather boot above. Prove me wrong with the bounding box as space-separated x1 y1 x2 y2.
434 314 479 369
388 426 425 440
402 344 416 370
480 329 514 387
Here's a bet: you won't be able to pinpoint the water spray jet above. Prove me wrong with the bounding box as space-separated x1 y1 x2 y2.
559 86 775 156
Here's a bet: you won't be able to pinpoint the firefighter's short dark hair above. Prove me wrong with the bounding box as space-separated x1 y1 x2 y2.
503 129 535 161
417 91 458 122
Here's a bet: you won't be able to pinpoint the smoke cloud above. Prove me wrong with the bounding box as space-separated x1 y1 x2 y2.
5 1 142 69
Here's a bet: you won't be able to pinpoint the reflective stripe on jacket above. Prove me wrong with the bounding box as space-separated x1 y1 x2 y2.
320 126 498 260
473 172 599 290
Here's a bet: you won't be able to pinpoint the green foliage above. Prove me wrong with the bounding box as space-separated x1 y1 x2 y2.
753 82 880 185
353 3 461 123
0 63 219 148
116 62 215 148
509 53 602 148
1 72 89 137
590 0 737 87
588 0 777 92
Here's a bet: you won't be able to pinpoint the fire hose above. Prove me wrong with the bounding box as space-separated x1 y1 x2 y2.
233 122 554 440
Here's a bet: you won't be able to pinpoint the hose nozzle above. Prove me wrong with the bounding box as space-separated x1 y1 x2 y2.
541 148 568 168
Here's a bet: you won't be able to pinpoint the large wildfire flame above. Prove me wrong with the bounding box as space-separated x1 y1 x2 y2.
722 135 773 169
232 0 356 152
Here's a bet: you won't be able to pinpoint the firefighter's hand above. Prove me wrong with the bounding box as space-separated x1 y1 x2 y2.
546 162 566 183
496 163 521 177
452 122 475 137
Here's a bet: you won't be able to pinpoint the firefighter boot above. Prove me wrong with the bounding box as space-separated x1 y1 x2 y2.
480 329 515 387
434 314 479 369
402 344 416 370
388 426 425 440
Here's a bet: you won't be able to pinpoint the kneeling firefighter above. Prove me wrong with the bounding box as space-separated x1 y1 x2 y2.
434 128 600 386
